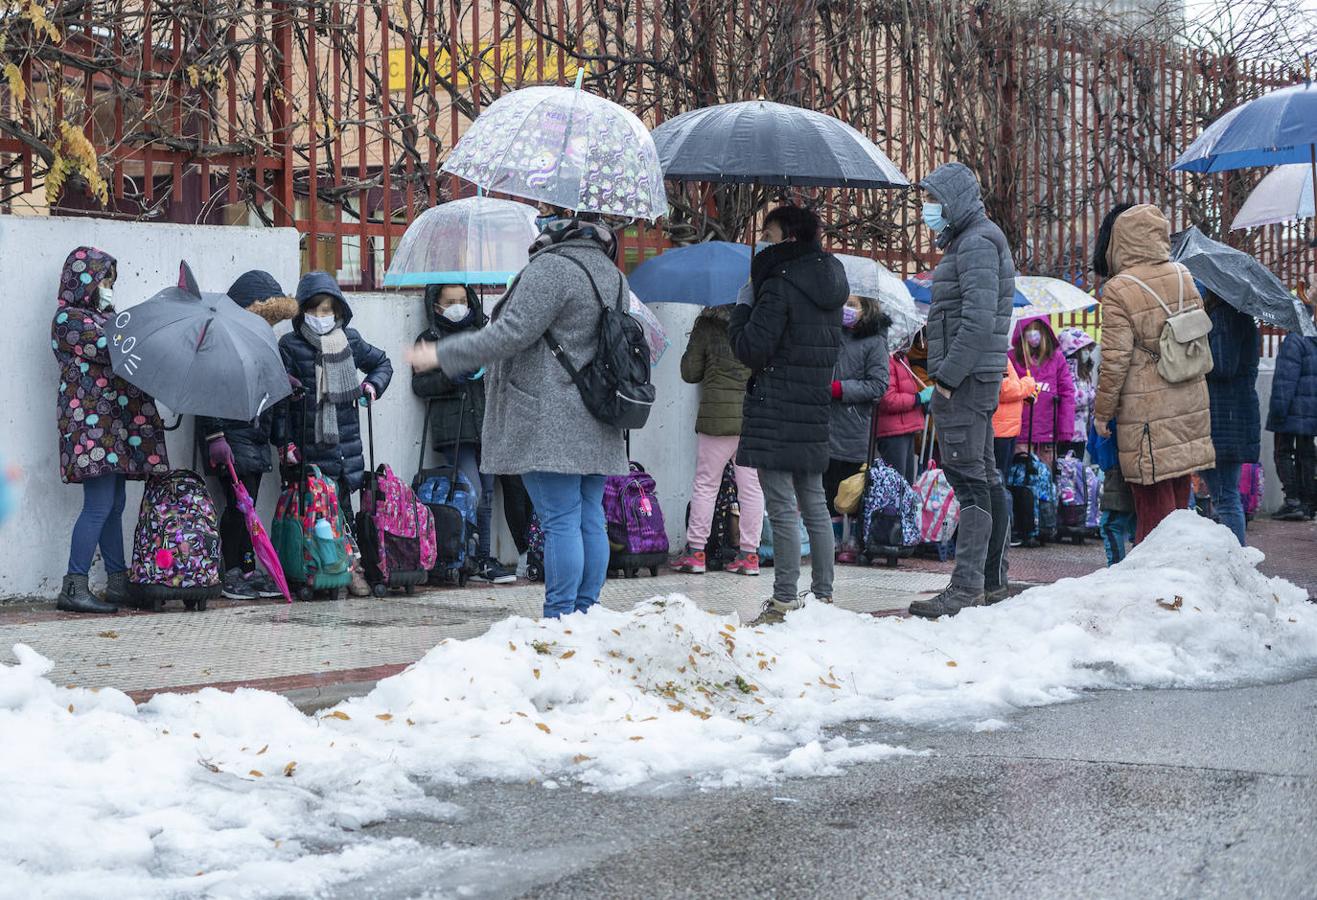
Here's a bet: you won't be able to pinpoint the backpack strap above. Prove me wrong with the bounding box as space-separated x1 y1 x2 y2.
541 248 627 384
1110 264 1193 362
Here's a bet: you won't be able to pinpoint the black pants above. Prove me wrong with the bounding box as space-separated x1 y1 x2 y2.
823 458 864 517
1274 433 1317 507
877 434 917 485
335 477 356 539
501 474 535 554
993 437 1016 488
219 472 263 573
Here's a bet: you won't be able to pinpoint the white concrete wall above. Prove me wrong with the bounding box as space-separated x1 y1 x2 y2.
0 215 299 600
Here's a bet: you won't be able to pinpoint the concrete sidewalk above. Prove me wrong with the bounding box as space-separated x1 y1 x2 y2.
0 564 949 706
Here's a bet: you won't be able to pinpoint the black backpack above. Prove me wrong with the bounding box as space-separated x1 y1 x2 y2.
541 249 655 431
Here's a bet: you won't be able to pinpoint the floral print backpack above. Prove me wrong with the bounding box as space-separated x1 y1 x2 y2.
128 470 223 611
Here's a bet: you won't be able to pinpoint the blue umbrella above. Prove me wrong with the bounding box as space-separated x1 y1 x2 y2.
1171 81 1317 234
905 271 1030 307
628 241 751 306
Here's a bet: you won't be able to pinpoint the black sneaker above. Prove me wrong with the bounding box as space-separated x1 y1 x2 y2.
471 558 517 585
908 584 984 619
247 571 284 599
221 568 260 601
1272 500 1307 522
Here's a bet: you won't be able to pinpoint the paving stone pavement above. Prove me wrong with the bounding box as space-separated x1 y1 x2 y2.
0 564 949 698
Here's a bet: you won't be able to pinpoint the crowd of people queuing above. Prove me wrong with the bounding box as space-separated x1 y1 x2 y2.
48 163 1317 621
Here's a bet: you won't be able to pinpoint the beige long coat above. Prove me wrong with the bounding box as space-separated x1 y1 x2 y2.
1092 205 1216 485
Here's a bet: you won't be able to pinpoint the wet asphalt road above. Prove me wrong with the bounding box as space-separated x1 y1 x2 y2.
327 674 1317 900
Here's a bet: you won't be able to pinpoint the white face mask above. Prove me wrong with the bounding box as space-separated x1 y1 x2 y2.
306 313 337 335
441 303 469 323
96 286 114 311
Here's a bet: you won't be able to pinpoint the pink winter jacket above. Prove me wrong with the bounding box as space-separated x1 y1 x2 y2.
877 354 925 438
1009 317 1076 445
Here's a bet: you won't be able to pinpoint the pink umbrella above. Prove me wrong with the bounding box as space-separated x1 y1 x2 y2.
226 461 292 603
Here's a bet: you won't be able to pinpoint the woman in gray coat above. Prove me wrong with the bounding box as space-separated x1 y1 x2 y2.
409 216 628 618
823 295 890 545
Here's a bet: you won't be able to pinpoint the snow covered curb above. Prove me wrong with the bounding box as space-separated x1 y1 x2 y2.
3 512 1315 896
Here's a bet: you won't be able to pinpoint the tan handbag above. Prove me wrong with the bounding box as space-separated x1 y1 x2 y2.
835 464 868 515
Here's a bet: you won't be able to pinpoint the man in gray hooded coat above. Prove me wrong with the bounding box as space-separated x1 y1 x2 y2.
911 162 1016 618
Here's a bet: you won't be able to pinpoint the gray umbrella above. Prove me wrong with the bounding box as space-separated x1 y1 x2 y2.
109 262 292 420
652 100 909 189
1170 227 1317 337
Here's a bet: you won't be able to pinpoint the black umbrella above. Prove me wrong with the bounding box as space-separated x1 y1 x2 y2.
1170 227 1317 337
652 100 909 189
109 262 292 420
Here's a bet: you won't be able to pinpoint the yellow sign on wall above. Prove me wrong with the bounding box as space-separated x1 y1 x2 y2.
387 40 587 92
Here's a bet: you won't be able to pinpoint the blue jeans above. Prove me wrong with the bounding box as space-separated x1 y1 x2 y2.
1203 463 1246 546
521 472 608 618
68 474 127 576
443 443 495 559
1100 511 1136 566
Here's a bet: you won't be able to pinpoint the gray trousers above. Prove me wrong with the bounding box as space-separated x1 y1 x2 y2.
757 468 835 605
930 377 1010 592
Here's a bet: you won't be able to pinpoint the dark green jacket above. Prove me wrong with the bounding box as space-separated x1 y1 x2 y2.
411 288 486 450
681 306 751 437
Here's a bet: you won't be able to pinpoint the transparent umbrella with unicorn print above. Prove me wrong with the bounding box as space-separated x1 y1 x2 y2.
384 196 540 287
835 254 924 349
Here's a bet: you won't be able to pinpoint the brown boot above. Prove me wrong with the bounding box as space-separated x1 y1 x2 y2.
349 564 371 597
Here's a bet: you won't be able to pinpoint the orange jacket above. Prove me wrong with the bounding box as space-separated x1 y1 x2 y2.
992 360 1038 440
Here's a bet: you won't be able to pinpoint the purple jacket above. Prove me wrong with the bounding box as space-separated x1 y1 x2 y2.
1009 317 1076 445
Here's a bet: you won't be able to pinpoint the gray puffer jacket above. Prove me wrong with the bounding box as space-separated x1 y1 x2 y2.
922 162 1016 391
829 315 890 463
436 235 629 477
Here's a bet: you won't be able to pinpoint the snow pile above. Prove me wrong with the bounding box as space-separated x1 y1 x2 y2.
3 512 1315 895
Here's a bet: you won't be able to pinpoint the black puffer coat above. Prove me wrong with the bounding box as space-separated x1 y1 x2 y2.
411 286 487 452
729 240 847 473
1205 300 1260 465
275 289 393 492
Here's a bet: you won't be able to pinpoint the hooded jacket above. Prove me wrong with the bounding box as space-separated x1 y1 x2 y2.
829 309 890 462
877 354 925 438
275 273 394 492
1009 316 1076 446
411 286 487 451
1205 300 1260 465
197 271 299 477
728 239 847 473
992 358 1037 441
680 304 751 437
51 247 171 484
1092 205 1214 484
435 232 629 476
1058 327 1099 441
1267 331 1317 435
921 163 1016 392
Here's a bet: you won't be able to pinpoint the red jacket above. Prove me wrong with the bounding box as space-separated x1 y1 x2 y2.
876 354 925 438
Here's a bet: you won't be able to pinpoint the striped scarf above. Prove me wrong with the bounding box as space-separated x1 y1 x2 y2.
298 321 359 447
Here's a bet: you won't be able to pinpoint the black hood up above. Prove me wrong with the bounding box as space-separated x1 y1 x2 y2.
423 284 486 337
294 270 354 328
751 240 848 311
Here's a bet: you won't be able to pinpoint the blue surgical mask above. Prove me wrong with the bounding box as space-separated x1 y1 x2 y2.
754 241 772 256
842 306 860 328
535 214 560 232
921 202 948 233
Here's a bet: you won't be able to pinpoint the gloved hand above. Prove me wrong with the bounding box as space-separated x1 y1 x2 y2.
916 385 935 406
831 380 843 400
287 374 305 400
281 443 300 465
207 436 234 470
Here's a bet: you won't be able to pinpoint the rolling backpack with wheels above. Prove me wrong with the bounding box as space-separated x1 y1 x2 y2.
1054 451 1089 543
1085 465 1104 530
271 463 355 600
861 457 921 567
356 401 436 595
526 512 545 582
1008 402 1058 545
913 463 960 554
413 396 478 585
604 461 669 577
127 469 223 612
1239 463 1263 521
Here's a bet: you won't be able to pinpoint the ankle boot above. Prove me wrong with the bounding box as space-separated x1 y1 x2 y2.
103 571 131 609
58 574 118 614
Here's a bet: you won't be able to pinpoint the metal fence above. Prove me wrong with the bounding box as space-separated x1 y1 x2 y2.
1 0 1311 335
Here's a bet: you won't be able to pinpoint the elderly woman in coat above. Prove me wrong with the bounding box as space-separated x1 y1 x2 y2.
1091 203 1215 544
408 216 629 619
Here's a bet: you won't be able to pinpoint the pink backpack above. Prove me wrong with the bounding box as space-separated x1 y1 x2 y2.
1239 463 1264 519
358 463 437 588
913 465 960 544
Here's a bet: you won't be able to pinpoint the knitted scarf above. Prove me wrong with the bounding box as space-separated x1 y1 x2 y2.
298 321 359 447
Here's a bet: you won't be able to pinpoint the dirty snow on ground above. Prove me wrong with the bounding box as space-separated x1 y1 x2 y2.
4 512 1316 897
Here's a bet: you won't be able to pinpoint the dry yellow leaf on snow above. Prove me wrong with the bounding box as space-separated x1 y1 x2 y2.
629 736 644 741
516 711 528 718
66 704 74 713
249 770 264 778
573 754 593 764
535 722 552 734
509 642 517 651
533 669 541 680
946 661 958 667
323 710 351 721
376 713 393 721
283 761 297 777
1155 597 1183 612
561 650 576 660
406 718 416 726
256 745 268 755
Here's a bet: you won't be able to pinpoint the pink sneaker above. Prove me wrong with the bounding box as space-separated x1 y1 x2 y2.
672 548 707 574
836 545 859 565
725 552 760 576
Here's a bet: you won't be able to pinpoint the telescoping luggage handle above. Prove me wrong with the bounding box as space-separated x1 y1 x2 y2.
417 389 470 505
364 394 425 548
